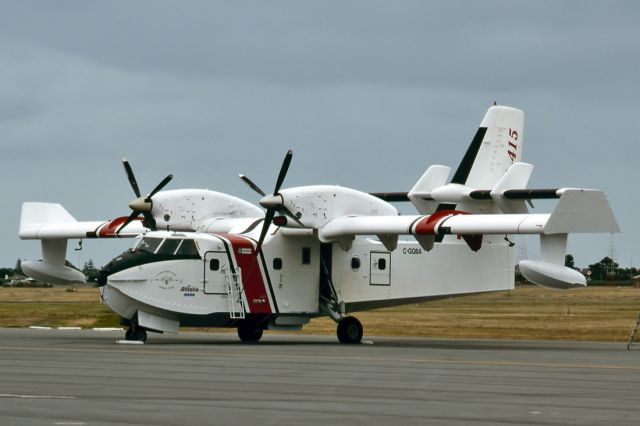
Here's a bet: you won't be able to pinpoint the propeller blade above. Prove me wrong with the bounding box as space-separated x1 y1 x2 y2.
146 174 173 200
116 210 140 235
273 150 293 195
255 209 276 255
239 174 266 196
142 211 157 231
122 159 141 198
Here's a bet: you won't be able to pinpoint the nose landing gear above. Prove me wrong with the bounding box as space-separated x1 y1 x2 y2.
337 316 363 344
125 327 147 343
123 316 148 343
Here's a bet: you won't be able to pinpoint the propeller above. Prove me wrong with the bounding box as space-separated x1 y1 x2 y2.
239 150 302 254
117 158 173 234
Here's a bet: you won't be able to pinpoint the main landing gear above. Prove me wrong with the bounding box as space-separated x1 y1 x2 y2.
237 320 264 343
337 316 363 344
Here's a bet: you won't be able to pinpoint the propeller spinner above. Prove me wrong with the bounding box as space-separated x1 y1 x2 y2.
239 150 302 254
117 158 173 234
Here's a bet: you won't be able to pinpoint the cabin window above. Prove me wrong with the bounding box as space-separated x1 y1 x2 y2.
157 238 181 255
176 239 199 256
210 259 220 271
351 257 361 269
377 258 387 270
302 247 311 265
137 237 163 254
273 258 282 270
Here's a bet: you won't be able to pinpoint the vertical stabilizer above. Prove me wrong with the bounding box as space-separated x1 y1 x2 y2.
452 105 524 189
408 165 451 214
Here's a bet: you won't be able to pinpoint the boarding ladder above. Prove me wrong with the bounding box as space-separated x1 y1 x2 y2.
627 313 640 350
225 269 245 319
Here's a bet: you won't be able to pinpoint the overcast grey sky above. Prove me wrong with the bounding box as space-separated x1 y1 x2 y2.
1 1 638 269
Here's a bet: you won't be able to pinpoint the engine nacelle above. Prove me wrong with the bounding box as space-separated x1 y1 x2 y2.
279 185 397 229
151 189 264 231
21 260 86 285
519 260 586 289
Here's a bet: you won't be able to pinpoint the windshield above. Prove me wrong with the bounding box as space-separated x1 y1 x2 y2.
157 238 182 255
176 239 199 256
135 237 163 254
129 236 143 250
100 236 202 285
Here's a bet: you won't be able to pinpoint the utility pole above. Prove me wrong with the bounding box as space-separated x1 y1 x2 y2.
608 234 617 280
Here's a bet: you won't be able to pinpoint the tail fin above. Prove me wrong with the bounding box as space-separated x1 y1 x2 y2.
490 162 534 213
452 105 524 189
408 165 451 214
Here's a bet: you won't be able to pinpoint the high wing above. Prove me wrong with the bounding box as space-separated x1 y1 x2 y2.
316 189 619 289
319 189 618 248
19 202 147 240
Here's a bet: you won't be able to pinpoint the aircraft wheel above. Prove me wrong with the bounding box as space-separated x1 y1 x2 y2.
337 316 363 344
134 328 147 343
237 322 263 342
125 327 147 342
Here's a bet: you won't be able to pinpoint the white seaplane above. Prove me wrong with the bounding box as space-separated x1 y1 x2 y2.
19 105 619 343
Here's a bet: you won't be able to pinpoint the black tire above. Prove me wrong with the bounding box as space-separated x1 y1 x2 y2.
135 328 147 343
237 322 263 342
125 327 147 342
337 316 363 344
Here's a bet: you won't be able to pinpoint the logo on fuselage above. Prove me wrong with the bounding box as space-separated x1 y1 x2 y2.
153 271 182 290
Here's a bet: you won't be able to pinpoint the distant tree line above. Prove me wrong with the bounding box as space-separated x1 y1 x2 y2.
562 254 637 282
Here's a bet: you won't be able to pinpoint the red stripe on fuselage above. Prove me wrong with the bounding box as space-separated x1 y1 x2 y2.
219 234 272 314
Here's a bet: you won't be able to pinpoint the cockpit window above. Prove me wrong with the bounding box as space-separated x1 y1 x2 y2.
157 239 181 255
136 237 163 254
129 236 143 250
176 239 199 256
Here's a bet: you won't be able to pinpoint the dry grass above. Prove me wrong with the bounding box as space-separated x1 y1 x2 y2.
1 285 639 342
301 286 640 342
0 286 118 328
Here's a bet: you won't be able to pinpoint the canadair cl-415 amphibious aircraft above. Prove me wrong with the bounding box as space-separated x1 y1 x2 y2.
19 105 619 343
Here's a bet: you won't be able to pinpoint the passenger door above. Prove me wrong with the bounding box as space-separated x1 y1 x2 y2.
204 251 231 294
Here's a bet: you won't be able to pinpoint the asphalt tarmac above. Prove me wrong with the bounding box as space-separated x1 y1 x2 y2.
0 327 639 425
